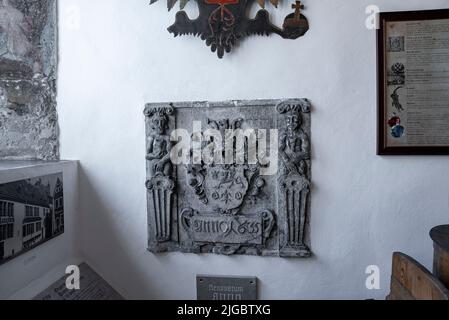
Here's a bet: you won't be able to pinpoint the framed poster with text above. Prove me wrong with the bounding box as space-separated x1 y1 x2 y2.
378 9 449 155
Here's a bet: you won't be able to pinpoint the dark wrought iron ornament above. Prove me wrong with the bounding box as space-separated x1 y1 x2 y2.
149 0 309 58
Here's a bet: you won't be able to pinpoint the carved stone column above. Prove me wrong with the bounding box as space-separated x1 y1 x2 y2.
277 100 312 257
144 105 178 252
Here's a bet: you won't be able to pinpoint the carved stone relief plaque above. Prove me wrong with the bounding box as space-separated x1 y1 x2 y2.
145 99 312 258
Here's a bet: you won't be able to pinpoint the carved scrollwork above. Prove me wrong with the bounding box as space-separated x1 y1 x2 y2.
261 210 275 240
212 244 242 256
187 165 208 204
276 99 311 115
144 105 175 118
146 176 175 191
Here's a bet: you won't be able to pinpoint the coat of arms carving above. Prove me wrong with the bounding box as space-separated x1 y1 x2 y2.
145 99 312 258
149 0 309 58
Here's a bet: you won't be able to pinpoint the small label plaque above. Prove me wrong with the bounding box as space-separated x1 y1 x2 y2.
197 275 258 301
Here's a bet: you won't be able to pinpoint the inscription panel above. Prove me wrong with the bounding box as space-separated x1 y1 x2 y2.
193 215 263 245
182 211 274 245
145 99 312 257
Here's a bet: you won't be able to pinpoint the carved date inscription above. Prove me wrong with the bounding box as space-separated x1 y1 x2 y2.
189 214 265 245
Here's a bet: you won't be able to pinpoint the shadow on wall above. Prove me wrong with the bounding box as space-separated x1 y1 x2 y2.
77 164 143 299
78 163 203 299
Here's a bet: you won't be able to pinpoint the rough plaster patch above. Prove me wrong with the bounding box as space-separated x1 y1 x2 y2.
0 0 58 160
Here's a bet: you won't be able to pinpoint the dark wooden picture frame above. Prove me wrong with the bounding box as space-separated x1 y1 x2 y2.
377 9 449 155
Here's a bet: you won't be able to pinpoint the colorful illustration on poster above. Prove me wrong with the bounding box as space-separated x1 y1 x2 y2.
388 116 405 138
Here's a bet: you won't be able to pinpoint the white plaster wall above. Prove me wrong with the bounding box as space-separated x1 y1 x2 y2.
58 0 449 299
0 161 82 300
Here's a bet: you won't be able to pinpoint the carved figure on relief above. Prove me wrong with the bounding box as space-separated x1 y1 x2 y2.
146 107 174 177
279 108 310 177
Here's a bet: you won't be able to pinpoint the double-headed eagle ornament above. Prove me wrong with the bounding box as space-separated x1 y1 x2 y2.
150 0 309 58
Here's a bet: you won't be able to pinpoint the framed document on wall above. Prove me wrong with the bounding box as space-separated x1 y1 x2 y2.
378 9 449 155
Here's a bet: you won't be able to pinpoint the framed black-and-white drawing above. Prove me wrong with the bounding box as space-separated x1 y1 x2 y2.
377 9 449 155
0 173 64 265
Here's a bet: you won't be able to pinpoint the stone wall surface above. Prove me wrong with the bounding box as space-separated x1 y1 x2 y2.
0 0 58 160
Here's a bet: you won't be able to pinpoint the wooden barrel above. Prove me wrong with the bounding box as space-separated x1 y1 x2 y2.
430 225 449 289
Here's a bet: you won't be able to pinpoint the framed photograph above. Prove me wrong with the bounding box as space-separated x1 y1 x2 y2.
377 9 449 155
0 173 64 265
